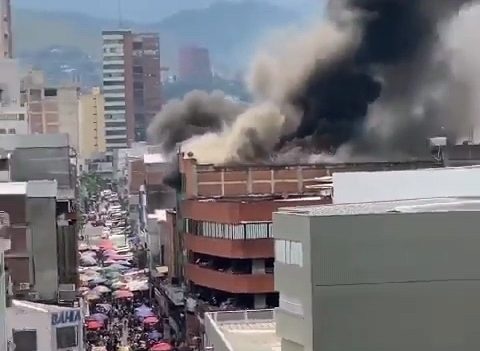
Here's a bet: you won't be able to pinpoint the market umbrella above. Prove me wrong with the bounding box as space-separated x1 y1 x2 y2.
147 330 162 341
78 243 89 251
113 290 133 299
135 304 154 318
99 239 114 250
105 271 122 279
80 255 97 266
129 281 149 292
111 281 128 290
150 342 172 351
94 285 111 294
143 316 159 325
90 277 107 285
85 292 101 301
86 320 104 330
108 263 130 272
88 313 108 322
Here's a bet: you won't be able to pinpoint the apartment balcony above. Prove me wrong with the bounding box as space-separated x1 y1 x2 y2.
185 263 274 294
185 234 273 259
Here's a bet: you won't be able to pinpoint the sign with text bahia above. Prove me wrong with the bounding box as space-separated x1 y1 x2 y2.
51 309 81 326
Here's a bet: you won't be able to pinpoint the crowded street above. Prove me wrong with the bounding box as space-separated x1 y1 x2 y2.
78 189 173 351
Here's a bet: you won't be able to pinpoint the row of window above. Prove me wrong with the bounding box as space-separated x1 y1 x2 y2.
105 105 126 111
0 128 16 134
275 240 303 267
184 218 272 240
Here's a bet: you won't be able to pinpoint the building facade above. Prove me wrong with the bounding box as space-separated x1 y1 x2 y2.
274 198 480 351
132 33 162 142
0 59 27 134
7 300 83 351
0 0 12 58
178 46 212 84
79 87 106 160
22 70 80 150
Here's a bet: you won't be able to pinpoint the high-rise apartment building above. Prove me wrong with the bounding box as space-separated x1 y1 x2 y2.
102 30 162 157
79 87 106 160
21 70 80 151
132 33 162 141
0 0 12 58
178 46 212 84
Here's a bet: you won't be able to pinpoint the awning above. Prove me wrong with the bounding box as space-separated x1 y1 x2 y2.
152 266 168 277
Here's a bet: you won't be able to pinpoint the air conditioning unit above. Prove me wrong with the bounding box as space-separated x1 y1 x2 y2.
28 292 40 300
18 282 30 291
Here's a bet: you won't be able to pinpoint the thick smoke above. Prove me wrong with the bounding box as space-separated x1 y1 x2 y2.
149 0 480 165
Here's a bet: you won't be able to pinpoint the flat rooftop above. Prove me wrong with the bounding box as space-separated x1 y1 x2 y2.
205 310 279 351
278 197 480 217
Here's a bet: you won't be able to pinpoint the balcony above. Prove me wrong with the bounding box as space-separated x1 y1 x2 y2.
185 234 273 259
185 263 274 294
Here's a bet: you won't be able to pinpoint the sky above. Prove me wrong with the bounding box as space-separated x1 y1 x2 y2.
13 0 320 22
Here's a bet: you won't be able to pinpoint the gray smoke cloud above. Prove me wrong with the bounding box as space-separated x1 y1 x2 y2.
149 0 480 165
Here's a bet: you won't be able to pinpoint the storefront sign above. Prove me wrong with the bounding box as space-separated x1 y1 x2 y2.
51 310 81 326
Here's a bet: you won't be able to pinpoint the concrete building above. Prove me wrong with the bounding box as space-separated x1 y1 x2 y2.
0 59 28 134
102 30 162 155
22 70 80 150
178 46 212 84
274 197 480 351
132 33 162 141
0 134 79 302
204 309 279 351
7 299 83 350
333 165 480 204
0 234 11 351
0 0 12 59
78 87 106 160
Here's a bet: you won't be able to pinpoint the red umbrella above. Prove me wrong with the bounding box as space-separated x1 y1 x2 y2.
143 316 159 325
150 342 172 351
86 320 103 330
99 239 114 250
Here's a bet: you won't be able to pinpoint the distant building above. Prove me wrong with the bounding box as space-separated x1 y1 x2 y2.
102 30 162 158
178 46 212 84
0 0 12 58
274 197 480 351
0 59 27 134
78 87 106 160
21 70 80 151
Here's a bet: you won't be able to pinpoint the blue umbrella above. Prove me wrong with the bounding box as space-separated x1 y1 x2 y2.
135 304 154 318
90 277 107 285
148 330 162 341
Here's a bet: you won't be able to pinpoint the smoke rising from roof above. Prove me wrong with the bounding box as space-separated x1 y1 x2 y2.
149 0 480 165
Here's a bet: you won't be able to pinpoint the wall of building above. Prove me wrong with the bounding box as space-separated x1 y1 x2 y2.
0 0 12 58
273 212 313 351
333 166 480 204
79 88 106 159
27 197 58 301
7 307 51 349
57 87 80 153
307 211 480 351
0 238 11 351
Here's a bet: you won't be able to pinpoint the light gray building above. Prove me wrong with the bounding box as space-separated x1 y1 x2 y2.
274 197 480 351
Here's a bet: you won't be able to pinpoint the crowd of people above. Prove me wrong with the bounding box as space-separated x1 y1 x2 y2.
81 188 174 351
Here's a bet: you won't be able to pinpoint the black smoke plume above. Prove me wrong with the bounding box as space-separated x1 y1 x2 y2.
150 0 480 165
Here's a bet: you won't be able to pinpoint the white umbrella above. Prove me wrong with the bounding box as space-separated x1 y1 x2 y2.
94 285 112 294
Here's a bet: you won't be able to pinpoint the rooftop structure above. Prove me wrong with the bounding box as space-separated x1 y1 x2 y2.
204 310 279 351
274 196 480 351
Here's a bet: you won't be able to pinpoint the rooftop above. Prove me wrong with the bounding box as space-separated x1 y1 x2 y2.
205 310 279 351
0 133 69 150
144 153 167 164
11 299 76 313
278 197 480 217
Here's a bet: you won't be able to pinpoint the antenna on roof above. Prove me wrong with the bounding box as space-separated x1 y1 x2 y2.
117 0 123 28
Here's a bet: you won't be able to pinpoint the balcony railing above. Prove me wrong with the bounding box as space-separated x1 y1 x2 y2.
185 263 274 294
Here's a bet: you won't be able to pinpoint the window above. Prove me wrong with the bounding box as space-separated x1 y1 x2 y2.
134 81 143 90
133 66 143 74
44 88 57 97
56 326 78 348
105 105 126 111
275 240 303 267
104 81 125 86
18 114 25 121
104 72 124 78
103 64 124 70
0 128 5 134
106 130 127 136
8 128 15 134
133 42 143 50
184 219 272 240
105 97 125 103
13 329 37 351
